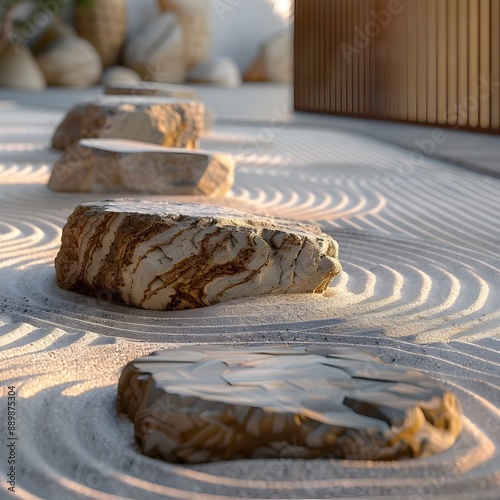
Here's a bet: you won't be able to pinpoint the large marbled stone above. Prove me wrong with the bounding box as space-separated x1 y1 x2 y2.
118 345 462 463
51 96 204 150
55 201 342 310
48 139 234 196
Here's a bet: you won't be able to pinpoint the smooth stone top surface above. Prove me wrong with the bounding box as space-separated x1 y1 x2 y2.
73 138 214 155
118 345 462 463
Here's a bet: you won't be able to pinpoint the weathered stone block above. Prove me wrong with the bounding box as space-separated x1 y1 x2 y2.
118 345 462 463
48 139 234 196
55 201 342 310
51 96 204 150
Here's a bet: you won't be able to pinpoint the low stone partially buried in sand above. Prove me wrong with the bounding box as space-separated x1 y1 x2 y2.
48 139 234 196
55 200 342 310
118 345 462 463
51 96 204 150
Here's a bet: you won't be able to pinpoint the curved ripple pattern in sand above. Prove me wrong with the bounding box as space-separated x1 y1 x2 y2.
2 329 499 500
1 119 500 498
204 126 500 257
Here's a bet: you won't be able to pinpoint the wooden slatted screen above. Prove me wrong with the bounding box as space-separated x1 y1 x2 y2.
294 0 500 132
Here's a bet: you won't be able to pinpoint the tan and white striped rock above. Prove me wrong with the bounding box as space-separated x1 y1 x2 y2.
118 346 462 463
55 201 342 310
48 139 234 196
51 96 204 151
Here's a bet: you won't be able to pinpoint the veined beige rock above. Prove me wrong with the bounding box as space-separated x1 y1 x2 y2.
51 96 204 150
55 201 342 310
48 139 234 196
118 345 462 463
105 81 198 99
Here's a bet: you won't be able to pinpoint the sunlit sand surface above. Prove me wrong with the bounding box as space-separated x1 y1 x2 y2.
1 105 499 499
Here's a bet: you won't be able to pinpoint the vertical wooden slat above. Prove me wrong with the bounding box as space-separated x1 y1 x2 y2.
417 0 427 122
335 0 342 111
323 0 333 112
399 0 408 121
318 0 325 112
491 0 500 128
427 0 438 123
358 0 365 115
375 0 382 116
469 0 480 127
408 0 418 121
375 0 382 118
346 0 352 113
294 0 302 110
368 0 375 115
479 0 491 128
307 0 314 110
389 0 399 120
457 0 469 126
447 0 458 124
315 0 325 110
337 0 349 113
380 0 388 118
365 0 372 115
312 0 317 110
300 0 306 110
437 0 448 124
352 0 359 114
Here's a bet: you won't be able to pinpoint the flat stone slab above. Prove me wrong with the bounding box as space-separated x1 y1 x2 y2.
48 139 234 196
104 82 198 99
55 201 342 310
51 96 204 150
118 345 462 463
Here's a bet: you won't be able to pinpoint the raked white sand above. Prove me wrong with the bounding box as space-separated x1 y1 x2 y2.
0 104 499 499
